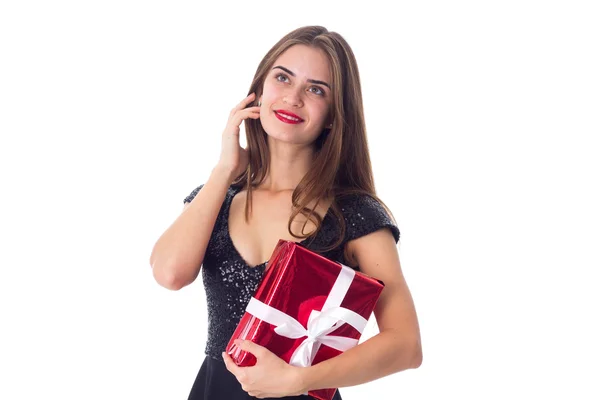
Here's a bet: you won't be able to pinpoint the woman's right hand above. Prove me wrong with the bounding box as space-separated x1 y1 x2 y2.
216 92 261 181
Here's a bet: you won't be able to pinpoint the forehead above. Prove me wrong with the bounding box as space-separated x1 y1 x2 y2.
273 45 331 82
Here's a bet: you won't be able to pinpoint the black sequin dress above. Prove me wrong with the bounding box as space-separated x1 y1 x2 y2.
183 184 400 400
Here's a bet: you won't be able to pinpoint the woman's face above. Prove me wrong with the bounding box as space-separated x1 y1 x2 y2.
259 44 333 146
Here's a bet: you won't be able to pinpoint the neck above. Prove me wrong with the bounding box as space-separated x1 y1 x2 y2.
258 139 316 192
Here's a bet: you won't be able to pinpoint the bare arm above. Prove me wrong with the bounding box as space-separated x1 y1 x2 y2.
150 92 260 290
221 228 421 398
299 229 422 390
149 167 234 290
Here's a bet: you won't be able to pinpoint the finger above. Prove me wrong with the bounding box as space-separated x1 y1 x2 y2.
234 93 256 110
222 351 242 378
233 339 267 359
230 107 260 120
239 106 261 113
230 108 261 125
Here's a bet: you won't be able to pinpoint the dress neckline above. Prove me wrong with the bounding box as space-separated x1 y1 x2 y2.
224 185 331 270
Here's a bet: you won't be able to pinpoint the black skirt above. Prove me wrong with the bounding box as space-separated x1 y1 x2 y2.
187 356 343 400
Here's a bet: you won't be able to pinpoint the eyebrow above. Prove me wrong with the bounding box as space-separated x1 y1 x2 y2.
272 65 331 89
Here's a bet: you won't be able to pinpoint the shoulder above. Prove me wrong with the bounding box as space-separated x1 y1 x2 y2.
338 192 400 244
183 183 241 204
183 184 204 204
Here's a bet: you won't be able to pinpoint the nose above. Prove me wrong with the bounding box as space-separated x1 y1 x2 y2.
283 88 303 108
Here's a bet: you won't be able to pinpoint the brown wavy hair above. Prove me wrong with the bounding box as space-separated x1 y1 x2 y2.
233 25 396 252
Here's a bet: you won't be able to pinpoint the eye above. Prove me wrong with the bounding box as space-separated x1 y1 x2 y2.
275 73 289 83
309 86 325 96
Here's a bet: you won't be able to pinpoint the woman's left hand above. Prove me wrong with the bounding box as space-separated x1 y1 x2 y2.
222 339 307 398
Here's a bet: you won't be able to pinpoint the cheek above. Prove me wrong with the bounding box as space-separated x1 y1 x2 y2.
261 82 283 103
309 105 329 124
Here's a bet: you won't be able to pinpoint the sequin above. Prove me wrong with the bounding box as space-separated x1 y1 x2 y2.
183 184 400 360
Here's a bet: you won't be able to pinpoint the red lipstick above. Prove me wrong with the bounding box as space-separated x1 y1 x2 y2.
274 109 304 124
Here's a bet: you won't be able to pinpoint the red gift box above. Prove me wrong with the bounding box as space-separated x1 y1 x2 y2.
226 239 385 400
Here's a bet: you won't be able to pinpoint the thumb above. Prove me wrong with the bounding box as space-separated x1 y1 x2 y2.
234 339 266 359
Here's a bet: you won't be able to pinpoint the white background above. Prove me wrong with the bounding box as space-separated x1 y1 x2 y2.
1 1 598 399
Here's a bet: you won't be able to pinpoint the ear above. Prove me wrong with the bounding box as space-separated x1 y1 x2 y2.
326 114 334 128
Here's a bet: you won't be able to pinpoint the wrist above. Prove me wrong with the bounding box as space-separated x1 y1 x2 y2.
295 365 314 394
211 164 236 184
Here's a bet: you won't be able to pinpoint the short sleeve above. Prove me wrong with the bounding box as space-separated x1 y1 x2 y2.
183 184 205 204
342 194 400 244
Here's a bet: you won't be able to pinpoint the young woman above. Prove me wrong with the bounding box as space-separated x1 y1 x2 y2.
150 25 422 399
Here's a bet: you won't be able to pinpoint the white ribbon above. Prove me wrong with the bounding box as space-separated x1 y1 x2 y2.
244 265 368 367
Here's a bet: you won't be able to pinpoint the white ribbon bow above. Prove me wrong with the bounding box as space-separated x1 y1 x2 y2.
244 264 368 367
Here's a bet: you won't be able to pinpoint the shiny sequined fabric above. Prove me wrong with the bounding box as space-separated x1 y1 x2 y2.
183 183 400 361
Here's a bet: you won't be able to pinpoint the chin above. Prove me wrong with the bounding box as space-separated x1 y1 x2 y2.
262 121 320 146
265 131 306 145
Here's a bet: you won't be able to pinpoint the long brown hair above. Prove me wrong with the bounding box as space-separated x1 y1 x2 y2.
233 25 395 252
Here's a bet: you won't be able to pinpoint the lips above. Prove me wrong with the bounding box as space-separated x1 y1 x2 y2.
274 109 304 124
